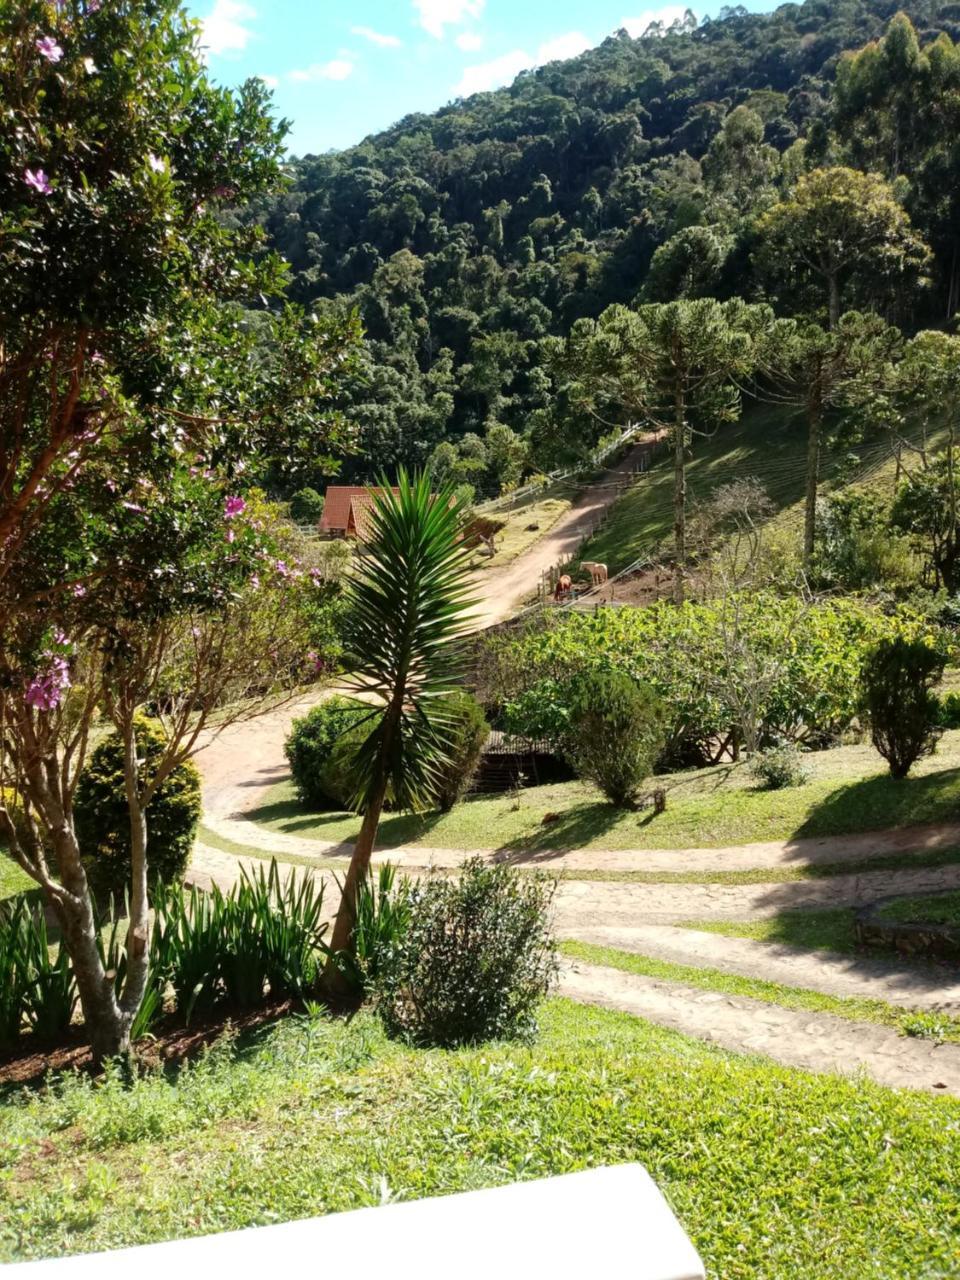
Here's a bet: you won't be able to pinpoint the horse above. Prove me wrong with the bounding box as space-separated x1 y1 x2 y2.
554 574 573 602
581 561 608 586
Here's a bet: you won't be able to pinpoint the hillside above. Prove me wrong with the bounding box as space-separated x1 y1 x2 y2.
247 0 960 493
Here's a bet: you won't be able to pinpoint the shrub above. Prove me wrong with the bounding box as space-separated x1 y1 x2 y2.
432 691 490 811
749 744 810 790
0 896 76 1049
284 697 374 809
289 487 325 524
937 691 960 730
372 858 557 1047
861 637 946 779
567 670 666 807
74 718 201 901
333 864 413 996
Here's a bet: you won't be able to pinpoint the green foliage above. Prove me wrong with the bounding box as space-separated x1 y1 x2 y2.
890 451 960 592
861 636 947 778
567 671 666 807
488 596 939 764
334 864 413 996
74 719 201 901
749 744 811 791
431 691 490 812
0 896 76 1050
285 697 375 810
289 488 325 524
372 858 557 1047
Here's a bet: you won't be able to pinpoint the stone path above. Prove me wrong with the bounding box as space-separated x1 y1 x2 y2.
567 924 960 1011
560 961 960 1096
201 809 960 876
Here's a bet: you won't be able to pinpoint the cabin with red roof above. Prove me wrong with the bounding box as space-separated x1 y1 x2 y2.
318 487 400 540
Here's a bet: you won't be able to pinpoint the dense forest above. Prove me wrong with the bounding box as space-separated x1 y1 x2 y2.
242 0 960 492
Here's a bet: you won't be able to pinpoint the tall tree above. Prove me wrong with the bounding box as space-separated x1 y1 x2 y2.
765 313 902 569
756 168 930 327
325 472 475 978
562 299 770 601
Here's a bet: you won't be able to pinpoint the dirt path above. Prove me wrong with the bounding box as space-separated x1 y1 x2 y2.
567 924 960 1011
560 961 960 1096
467 437 660 629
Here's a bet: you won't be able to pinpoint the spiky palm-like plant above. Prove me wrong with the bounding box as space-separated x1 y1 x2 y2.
325 470 476 977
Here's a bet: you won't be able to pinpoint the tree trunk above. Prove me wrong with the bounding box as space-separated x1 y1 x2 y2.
119 725 151 1028
803 382 824 573
672 389 687 606
828 273 840 331
323 794 386 1001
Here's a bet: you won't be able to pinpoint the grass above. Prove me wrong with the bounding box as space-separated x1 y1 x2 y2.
878 890 960 926
561 940 960 1043
0 1001 958 1277
471 491 573 570
679 909 860 954
248 728 960 853
0 853 33 903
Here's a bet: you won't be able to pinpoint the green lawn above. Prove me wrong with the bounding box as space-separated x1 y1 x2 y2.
680 909 860 954
1 1001 957 1277
0 853 32 902
879 891 960 926
250 730 960 853
561 941 960 1042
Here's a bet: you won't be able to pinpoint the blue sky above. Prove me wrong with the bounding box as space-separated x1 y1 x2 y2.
186 0 776 155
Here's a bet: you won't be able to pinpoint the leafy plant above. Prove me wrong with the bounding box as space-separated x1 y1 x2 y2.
566 670 666 807
285 698 376 810
333 864 413 996
750 744 810 791
430 692 490 812
289 488 325 524
861 637 947 778
372 858 557 1047
75 718 202 901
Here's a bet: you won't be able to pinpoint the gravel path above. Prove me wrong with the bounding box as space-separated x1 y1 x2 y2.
560 961 960 1096
566 924 960 1011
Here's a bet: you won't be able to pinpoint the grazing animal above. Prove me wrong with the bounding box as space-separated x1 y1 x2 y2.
554 574 573 602
582 561 609 586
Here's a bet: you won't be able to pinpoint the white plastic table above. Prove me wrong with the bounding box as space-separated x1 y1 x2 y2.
3 1164 706 1279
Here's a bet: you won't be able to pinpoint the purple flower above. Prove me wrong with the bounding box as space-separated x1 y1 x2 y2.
36 36 64 62
72 584 87 598
25 648 72 712
86 0 102 11
224 495 246 519
225 528 236 544
122 501 144 514
275 560 290 578
24 168 53 196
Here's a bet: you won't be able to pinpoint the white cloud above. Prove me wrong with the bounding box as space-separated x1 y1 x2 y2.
456 31 483 51
257 73 279 88
200 0 256 57
289 59 355 83
620 6 694 37
415 0 485 40
538 31 591 63
352 25 402 48
455 31 591 96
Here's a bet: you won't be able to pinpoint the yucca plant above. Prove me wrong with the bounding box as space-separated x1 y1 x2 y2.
324 471 476 987
333 863 412 996
0 897 32 1051
21 907 76 1042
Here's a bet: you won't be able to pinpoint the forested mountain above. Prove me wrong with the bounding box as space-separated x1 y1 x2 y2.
244 0 960 490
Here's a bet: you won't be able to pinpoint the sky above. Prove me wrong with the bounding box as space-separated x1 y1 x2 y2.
186 0 777 156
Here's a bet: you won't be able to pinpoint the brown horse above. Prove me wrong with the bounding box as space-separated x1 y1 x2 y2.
554 574 573 602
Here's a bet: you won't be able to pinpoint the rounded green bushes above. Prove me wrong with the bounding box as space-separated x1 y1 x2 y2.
285 691 489 813
74 717 202 900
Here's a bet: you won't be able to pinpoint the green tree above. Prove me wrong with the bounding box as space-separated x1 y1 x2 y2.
562 299 770 601
325 472 475 979
757 168 931 327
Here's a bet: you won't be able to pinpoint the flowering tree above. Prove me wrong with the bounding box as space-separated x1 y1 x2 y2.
0 1 355 1058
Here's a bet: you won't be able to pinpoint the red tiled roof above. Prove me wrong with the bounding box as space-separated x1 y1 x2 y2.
319 486 398 535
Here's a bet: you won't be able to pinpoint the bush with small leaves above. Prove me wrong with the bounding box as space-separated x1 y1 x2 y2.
431 691 490 812
861 637 947 779
372 858 557 1047
289 488 325 525
284 697 374 809
74 718 201 901
567 670 666 807
749 744 810 790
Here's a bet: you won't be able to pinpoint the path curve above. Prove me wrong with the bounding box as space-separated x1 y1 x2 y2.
560 961 960 1097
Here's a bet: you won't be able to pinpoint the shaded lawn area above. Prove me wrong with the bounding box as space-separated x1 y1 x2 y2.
1 1001 957 1279
681 909 860 954
879 891 960 926
250 731 960 853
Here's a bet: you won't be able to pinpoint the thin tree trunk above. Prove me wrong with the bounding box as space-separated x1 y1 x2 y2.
673 387 687 606
803 380 824 573
828 273 840 330
119 723 150 1030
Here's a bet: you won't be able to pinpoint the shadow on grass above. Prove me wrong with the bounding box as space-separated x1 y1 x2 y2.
791 766 960 844
492 801 624 862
